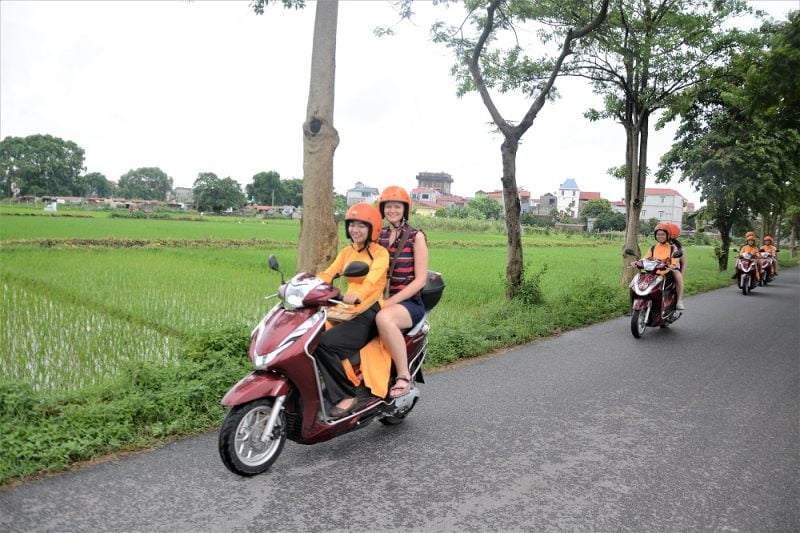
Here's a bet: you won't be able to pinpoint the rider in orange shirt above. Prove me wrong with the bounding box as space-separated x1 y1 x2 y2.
738 231 761 281
761 235 778 276
644 223 685 310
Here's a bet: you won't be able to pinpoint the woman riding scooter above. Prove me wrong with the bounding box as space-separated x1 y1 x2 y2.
644 223 685 310
761 235 778 277
375 186 430 399
315 203 388 418
737 232 761 282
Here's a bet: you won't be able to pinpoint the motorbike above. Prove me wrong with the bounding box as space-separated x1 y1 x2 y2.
735 253 759 295
757 251 775 286
218 255 445 476
625 248 683 338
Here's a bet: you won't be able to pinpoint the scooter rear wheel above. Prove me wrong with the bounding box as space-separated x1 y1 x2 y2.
631 309 647 338
219 398 286 476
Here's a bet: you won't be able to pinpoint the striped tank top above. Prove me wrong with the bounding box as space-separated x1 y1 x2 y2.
379 223 423 302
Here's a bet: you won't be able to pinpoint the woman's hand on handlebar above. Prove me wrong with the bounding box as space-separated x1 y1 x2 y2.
342 293 361 305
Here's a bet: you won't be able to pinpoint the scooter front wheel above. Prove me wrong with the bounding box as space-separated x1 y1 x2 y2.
219 398 286 476
741 274 749 295
630 308 647 338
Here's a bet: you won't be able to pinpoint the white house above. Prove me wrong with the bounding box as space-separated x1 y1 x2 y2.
640 188 685 226
345 181 379 206
557 179 580 217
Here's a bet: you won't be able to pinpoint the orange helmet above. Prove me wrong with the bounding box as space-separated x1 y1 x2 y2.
345 203 382 243
745 231 756 241
378 186 411 220
666 223 680 240
763 235 774 243
654 223 671 239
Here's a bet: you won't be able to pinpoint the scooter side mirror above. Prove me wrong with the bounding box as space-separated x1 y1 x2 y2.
672 249 683 259
342 261 370 278
267 254 285 284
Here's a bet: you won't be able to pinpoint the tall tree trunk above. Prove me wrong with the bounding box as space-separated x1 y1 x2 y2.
501 136 523 298
718 229 731 271
620 113 649 286
790 211 798 258
297 0 339 274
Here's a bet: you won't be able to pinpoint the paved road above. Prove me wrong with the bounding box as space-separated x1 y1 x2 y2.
2 269 798 533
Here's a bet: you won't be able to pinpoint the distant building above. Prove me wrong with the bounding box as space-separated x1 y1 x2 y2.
557 179 580 218
411 187 467 213
640 188 686 226
173 187 194 204
345 181 379 206
537 193 557 216
611 200 626 214
475 189 532 211
416 171 453 194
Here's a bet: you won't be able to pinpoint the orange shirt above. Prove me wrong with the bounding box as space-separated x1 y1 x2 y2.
645 241 678 268
739 244 760 256
761 244 777 256
318 242 389 314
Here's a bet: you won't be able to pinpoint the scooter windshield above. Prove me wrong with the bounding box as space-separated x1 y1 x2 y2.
284 276 325 310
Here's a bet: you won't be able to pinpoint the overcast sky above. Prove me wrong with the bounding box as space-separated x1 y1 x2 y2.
1 1 795 205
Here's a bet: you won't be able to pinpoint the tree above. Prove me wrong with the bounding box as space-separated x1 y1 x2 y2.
193 172 247 212
658 14 800 269
253 0 339 274
246 171 283 205
281 178 304 207
433 0 609 298
77 172 115 198
580 198 612 221
469 195 504 220
117 167 173 201
593 211 626 232
0 134 85 197
561 0 752 284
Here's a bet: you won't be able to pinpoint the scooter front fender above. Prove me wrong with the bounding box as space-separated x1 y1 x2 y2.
632 298 652 311
221 371 291 407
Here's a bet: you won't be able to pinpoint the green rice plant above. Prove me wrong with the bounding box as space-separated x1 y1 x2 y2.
0 283 180 391
0 214 301 242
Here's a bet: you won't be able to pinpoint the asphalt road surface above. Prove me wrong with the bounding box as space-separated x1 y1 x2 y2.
2 268 798 533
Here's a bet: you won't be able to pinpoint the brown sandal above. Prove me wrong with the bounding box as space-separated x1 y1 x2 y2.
389 376 412 398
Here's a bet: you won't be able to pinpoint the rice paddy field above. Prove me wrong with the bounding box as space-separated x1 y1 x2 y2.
1 209 735 392
2 205 791 483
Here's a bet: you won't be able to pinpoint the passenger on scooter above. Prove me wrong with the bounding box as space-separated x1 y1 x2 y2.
761 235 778 276
644 224 685 310
375 186 430 398
738 232 761 281
315 203 389 418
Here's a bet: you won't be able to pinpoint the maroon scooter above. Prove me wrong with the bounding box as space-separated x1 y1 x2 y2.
757 251 775 286
735 252 759 295
626 248 683 338
218 255 444 476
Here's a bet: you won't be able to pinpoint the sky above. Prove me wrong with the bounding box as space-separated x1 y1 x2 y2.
1 0 796 206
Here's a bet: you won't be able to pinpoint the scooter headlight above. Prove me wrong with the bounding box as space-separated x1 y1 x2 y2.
253 311 324 370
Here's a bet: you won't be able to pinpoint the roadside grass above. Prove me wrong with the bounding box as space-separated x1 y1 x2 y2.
1 210 798 485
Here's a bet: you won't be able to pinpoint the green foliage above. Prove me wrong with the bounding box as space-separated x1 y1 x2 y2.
639 217 660 236
515 263 548 306
580 198 613 221
0 326 252 484
246 170 282 205
0 134 86 197
118 167 173 201
76 171 115 198
593 211 626 232
468 195 504 220
193 172 246 212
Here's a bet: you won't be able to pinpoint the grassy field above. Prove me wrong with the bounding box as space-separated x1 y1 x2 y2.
0 209 795 484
